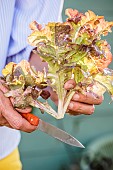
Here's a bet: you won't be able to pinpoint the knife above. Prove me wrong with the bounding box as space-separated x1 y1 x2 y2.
21 112 85 148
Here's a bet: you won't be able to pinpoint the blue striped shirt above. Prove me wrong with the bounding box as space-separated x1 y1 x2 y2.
0 0 64 159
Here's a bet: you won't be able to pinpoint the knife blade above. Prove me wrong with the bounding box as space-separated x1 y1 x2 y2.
38 119 85 148
21 112 85 148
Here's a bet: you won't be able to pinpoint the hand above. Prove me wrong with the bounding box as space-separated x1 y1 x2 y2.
29 53 103 116
64 79 103 115
0 80 37 132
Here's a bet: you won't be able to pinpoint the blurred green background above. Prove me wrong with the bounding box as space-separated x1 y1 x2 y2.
19 0 113 170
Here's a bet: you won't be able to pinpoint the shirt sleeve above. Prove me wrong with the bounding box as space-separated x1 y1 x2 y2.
6 45 34 64
6 0 64 64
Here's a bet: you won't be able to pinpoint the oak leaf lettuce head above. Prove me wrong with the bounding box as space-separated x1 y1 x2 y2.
27 8 113 118
2 8 113 119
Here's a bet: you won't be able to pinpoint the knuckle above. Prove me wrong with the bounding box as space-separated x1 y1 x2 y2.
64 79 76 90
68 102 74 110
73 93 80 101
68 102 79 112
12 120 23 130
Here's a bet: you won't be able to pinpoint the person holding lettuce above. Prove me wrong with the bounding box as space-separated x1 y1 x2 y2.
0 0 103 170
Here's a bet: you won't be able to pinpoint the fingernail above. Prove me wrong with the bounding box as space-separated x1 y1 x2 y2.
73 94 79 100
68 84 74 89
90 105 95 114
69 103 73 109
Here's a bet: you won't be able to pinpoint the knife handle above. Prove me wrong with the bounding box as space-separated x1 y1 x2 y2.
21 113 39 126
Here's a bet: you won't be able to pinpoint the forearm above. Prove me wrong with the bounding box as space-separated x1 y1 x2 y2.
29 52 48 72
29 52 58 104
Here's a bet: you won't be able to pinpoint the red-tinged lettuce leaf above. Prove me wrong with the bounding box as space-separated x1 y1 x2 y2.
27 8 113 119
86 81 106 97
5 87 33 109
2 60 58 117
3 60 47 90
28 22 71 47
28 11 113 76
65 9 113 43
93 69 113 98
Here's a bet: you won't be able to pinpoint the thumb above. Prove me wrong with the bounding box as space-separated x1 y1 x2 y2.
64 79 76 90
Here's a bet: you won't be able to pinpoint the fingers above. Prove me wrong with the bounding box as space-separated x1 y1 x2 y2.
15 107 32 113
0 114 8 126
67 101 95 115
10 97 32 113
64 79 103 104
64 79 103 116
0 81 36 132
6 110 37 132
72 92 103 105
0 83 32 114
67 91 103 115
64 79 76 90
0 90 37 132
3 108 37 132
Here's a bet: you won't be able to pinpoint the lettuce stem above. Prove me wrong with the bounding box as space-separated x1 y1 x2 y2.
63 90 75 114
30 100 58 118
56 72 66 119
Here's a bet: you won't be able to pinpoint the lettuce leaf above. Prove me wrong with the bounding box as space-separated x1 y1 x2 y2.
2 8 113 119
27 8 113 118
